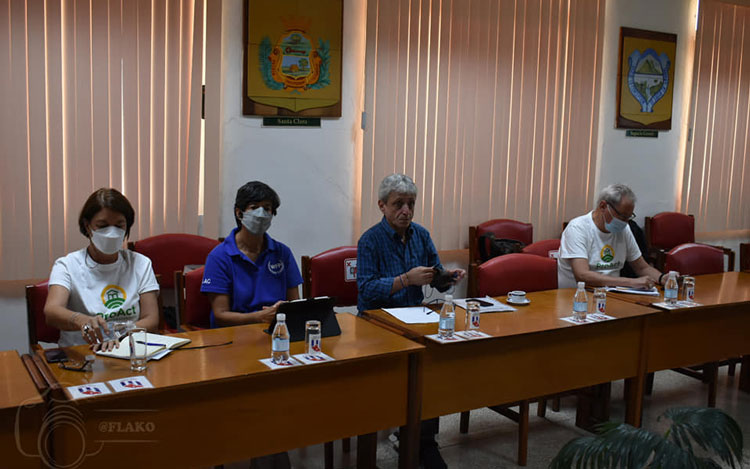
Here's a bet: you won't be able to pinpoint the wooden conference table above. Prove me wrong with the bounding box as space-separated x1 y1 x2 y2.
1 350 46 469
30 314 424 469
361 290 657 465
607 271 750 408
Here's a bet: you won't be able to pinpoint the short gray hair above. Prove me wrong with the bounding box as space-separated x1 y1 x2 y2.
598 183 637 206
378 173 418 202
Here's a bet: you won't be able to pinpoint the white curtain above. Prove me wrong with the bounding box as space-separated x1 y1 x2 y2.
361 0 605 248
0 0 207 280
681 0 750 237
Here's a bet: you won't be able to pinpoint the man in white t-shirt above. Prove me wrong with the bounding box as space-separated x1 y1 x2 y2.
558 184 665 289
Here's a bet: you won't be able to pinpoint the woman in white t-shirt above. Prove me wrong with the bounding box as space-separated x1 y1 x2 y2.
44 188 160 350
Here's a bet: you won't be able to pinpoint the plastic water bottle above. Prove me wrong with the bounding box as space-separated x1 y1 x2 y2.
664 271 679 305
438 295 456 339
271 313 290 364
572 281 588 321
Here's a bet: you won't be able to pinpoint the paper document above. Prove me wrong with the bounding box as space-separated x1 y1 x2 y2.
95 331 191 360
605 286 660 296
382 306 440 324
454 296 516 313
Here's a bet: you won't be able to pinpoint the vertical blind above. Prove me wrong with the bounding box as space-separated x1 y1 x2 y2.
361 0 605 249
681 0 750 236
0 0 206 280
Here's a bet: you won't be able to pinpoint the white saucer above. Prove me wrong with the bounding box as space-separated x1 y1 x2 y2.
507 297 531 305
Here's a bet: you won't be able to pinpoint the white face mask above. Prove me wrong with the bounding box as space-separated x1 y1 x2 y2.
90 226 126 255
241 207 272 235
605 205 629 234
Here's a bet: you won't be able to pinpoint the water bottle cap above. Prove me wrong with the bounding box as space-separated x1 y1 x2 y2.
276 313 286 321
669 271 678 276
445 294 453 302
577 281 585 288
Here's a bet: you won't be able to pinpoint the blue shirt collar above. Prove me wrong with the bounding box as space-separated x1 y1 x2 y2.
378 216 414 242
225 227 279 257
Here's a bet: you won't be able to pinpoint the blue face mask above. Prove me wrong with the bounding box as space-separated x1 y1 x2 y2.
604 205 628 233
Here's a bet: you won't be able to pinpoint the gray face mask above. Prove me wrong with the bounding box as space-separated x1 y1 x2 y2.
241 207 272 235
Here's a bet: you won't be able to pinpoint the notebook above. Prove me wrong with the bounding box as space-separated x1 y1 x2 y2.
266 296 341 342
95 331 191 360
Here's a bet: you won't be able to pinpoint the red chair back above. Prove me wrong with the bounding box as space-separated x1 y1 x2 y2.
646 212 695 251
470 219 533 263
521 239 560 258
740 243 750 271
132 233 219 289
301 246 358 307
476 253 557 297
179 266 212 330
26 280 59 345
664 243 726 276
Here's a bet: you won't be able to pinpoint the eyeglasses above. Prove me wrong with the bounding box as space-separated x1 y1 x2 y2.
59 355 95 372
607 203 636 221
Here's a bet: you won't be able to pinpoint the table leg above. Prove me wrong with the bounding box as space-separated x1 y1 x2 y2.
356 433 377 469
705 362 719 408
740 356 750 393
399 351 423 469
624 377 644 427
518 400 529 466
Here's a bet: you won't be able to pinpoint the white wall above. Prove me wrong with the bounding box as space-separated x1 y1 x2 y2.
595 0 699 225
219 0 366 263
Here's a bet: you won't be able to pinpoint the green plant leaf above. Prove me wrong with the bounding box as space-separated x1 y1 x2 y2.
550 407 744 469
549 424 661 468
662 407 744 468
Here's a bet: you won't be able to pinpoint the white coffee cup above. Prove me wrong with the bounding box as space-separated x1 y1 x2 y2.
507 290 527 302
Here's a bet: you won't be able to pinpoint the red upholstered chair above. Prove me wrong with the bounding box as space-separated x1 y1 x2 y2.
301 246 358 307
130 233 219 289
467 219 534 297
130 233 219 330
661 242 736 406
739 243 749 271
664 243 734 275
645 212 735 271
521 239 561 259
300 246 358 467
473 253 557 297
175 267 212 331
26 280 59 349
463 253 557 465
469 219 533 264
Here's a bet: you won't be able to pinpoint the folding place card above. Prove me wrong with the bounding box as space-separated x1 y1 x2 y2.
455 330 492 340
425 333 467 344
108 376 154 393
651 300 703 310
560 314 615 325
292 353 335 365
259 357 303 369
67 382 112 399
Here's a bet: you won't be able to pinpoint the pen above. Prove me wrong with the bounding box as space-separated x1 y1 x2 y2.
136 341 166 346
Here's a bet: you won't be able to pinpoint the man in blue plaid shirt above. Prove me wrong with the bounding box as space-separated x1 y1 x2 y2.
357 173 465 469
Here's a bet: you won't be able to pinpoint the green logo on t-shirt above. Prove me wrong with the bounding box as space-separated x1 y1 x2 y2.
600 245 615 263
101 285 127 309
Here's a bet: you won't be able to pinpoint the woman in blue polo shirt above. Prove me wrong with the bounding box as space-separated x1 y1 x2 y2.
201 181 302 327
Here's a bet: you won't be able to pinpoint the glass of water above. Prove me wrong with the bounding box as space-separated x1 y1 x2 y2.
128 328 148 372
